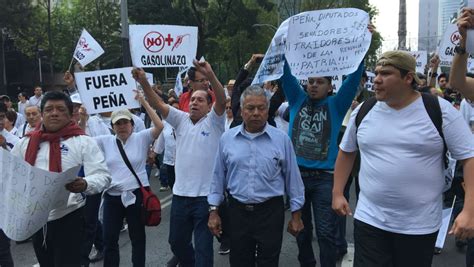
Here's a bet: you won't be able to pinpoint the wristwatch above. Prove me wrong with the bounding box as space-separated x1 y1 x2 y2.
454 45 466 55
208 205 218 212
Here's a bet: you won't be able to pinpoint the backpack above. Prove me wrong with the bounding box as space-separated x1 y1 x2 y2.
354 93 452 190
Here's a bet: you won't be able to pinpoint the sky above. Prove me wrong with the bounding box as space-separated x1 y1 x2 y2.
369 0 419 52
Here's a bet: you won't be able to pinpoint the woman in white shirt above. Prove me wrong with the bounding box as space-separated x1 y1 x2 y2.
94 92 163 267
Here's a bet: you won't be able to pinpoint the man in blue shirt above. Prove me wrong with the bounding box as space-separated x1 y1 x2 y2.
208 85 305 266
281 58 364 267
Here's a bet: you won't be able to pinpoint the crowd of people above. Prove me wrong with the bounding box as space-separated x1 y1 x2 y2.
0 6 474 267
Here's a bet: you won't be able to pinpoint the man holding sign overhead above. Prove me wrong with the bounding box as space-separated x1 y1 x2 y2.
281 8 373 267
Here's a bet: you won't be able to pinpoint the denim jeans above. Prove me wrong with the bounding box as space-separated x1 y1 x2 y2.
296 172 337 267
103 189 146 267
168 195 213 267
0 229 13 267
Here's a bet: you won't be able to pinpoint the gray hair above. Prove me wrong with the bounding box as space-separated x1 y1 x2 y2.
239 85 270 109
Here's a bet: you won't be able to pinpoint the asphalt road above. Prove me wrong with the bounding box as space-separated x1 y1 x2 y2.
10 171 467 266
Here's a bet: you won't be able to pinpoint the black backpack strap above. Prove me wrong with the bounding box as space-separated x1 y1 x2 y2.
421 93 448 168
355 96 377 129
116 138 144 188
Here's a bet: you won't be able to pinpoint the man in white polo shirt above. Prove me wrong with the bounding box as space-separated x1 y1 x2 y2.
134 59 226 267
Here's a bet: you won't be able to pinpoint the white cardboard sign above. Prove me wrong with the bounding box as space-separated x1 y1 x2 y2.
466 1 474 54
365 71 375 92
75 67 140 114
129 25 198 68
0 149 80 241
286 8 371 79
438 23 474 68
409 51 427 74
252 19 289 85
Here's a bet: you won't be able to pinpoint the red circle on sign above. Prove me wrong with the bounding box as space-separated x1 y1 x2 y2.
143 31 165 53
450 31 461 45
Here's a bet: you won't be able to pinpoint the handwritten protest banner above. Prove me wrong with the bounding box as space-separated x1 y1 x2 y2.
438 23 474 69
75 67 140 114
286 8 371 79
409 51 427 74
331 75 343 93
129 25 198 68
0 149 80 241
73 29 105 68
252 19 289 85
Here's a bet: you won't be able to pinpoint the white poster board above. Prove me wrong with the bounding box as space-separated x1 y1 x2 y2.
409 51 427 74
0 149 80 241
252 19 289 85
75 67 140 114
73 29 105 67
286 8 371 79
331 75 343 93
435 206 454 249
438 23 474 68
129 25 198 68
365 71 375 92
466 1 474 54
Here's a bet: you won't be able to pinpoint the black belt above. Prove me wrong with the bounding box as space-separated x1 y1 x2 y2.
299 167 331 178
228 195 283 212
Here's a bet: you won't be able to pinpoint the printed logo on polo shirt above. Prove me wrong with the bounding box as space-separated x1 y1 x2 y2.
200 131 210 137
60 144 69 155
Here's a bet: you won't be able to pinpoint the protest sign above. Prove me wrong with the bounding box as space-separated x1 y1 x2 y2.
435 198 455 249
438 23 474 68
174 67 189 96
73 29 105 67
409 51 427 73
129 25 198 68
365 71 375 92
0 149 80 241
252 19 289 85
75 67 140 114
466 1 474 54
331 75 343 93
286 8 371 79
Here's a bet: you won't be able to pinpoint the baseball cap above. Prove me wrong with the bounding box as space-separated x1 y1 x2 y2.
111 109 133 124
377 51 422 84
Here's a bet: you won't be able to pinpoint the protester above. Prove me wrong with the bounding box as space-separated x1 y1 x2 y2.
332 50 474 267
4 110 18 136
134 58 226 267
94 91 163 267
178 66 216 112
17 105 41 138
17 92 29 117
152 120 176 190
450 7 474 101
280 41 366 266
0 102 19 267
208 85 305 266
11 91 111 267
225 79 235 98
224 97 233 131
29 86 43 107
0 95 26 130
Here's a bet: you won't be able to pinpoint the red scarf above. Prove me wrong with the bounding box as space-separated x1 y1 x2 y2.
25 121 85 172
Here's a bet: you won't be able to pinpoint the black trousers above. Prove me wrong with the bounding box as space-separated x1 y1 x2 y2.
81 193 103 266
0 229 13 267
32 207 85 267
354 219 438 267
228 196 284 267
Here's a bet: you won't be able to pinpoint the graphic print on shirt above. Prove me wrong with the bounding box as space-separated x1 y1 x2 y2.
291 102 331 161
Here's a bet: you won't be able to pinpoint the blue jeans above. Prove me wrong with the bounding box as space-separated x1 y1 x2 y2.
297 172 337 267
103 190 146 267
168 195 213 267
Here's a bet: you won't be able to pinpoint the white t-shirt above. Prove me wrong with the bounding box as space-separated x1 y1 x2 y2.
86 114 145 137
18 100 29 116
16 122 36 138
94 129 154 195
29 95 43 107
340 96 474 234
14 112 26 130
460 99 474 134
166 107 225 197
153 121 176 166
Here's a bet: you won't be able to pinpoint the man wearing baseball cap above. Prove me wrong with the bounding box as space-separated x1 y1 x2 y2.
332 50 474 267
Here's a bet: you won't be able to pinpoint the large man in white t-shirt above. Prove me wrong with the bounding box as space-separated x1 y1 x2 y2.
332 51 474 267
133 59 226 267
